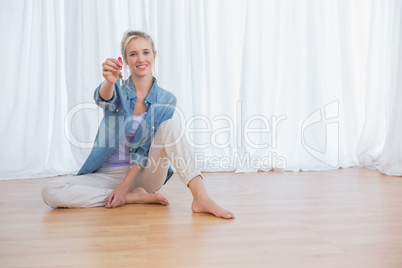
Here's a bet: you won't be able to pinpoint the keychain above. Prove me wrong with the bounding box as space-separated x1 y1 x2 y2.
118 57 123 86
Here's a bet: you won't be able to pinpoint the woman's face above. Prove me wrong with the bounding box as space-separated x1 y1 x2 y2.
125 37 156 79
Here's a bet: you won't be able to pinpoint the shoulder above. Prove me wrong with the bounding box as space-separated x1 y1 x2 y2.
156 85 177 104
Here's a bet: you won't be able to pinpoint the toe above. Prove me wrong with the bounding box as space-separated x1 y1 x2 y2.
161 198 169 205
222 211 235 219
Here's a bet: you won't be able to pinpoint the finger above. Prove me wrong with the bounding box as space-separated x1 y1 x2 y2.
105 58 123 69
111 201 121 208
116 198 125 207
110 196 120 208
112 57 123 67
103 64 119 73
102 62 118 73
114 201 124 208
106 192 114 206
113 197 126 208
102 71 118 79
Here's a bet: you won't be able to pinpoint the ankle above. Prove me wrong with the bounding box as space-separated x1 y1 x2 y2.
193 194 211 203
188 176 210 200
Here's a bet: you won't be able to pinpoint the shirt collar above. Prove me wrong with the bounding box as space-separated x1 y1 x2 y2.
126 76 158 103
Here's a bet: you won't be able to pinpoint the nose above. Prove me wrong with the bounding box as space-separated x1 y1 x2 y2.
138 53 145 62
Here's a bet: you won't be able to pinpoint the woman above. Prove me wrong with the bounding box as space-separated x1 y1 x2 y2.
42 30 235 219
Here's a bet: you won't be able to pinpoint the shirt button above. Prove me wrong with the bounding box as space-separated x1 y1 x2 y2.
152 126 155 129
144 112 147 114
129 148 133 152
116 109 119 112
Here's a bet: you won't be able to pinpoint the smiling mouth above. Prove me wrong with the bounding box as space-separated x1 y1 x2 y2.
137 65 147 70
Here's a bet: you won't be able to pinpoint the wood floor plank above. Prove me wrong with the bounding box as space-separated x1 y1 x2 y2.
0 168 401 267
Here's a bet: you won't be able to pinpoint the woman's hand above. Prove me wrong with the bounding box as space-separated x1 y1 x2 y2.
105 165 142 208
105 185 129 208
102 58 123 84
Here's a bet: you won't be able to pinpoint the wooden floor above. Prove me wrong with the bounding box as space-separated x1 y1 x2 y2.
1 168 402 268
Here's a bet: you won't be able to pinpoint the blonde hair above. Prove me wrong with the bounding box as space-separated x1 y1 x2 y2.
120 30 157 87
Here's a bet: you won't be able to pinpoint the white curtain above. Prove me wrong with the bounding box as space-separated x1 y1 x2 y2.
357 0 402 176
0 0 76 179
0 0 401 180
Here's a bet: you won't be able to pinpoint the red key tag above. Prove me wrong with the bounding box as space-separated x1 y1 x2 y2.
118 57 123 86
118 57 123 70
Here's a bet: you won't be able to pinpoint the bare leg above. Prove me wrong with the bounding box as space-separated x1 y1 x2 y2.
125 187 169 205
189 176 235 219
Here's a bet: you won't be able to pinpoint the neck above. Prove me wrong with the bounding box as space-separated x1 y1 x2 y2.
132 75 153 96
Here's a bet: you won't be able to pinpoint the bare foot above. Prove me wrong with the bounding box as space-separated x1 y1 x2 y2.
192 197 235 219
126 187 169 205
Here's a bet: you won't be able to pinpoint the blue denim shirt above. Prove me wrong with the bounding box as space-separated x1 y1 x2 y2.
77 76 176 183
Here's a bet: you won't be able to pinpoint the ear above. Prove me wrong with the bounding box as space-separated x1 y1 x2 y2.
154 51 157 59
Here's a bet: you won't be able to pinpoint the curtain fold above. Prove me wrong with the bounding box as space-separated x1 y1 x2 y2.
356 0 402 176
1 0 401 179
379 0 402 175
1 0 77 179
234 0 369 172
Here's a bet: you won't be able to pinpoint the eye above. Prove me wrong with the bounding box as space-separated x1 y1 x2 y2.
144 52 150 55
130 53 136 56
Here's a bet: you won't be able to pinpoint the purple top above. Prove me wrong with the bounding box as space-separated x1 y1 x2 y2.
100 113 146 168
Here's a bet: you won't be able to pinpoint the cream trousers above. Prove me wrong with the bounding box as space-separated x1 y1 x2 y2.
42 119 202 208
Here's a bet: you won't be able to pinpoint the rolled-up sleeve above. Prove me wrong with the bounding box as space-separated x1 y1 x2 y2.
130 149 149 167
93 82 118 110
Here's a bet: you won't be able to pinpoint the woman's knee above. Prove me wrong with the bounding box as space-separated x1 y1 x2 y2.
159 119 180 131
41 181 65 208
156 119 184 142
